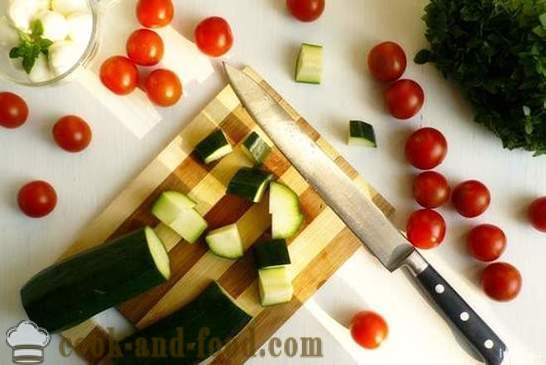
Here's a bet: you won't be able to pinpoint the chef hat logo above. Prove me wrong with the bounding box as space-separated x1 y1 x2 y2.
6 321 50 364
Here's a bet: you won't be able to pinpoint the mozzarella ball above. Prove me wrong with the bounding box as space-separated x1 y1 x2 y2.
66 12 92 44
28 53 53 82
35 11 69 41
48 40 84 76
0 16 20 47
51 0 89 16
8 0 50 31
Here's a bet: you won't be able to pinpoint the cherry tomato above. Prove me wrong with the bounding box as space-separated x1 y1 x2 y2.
194 17 234 57
286 0 325 22
100 56 139 95
384 79 424 119
467 224 506 262
17 180 57 218
452 180 490 218
126 29 164 66
367 42 407 82
481 262 521 302
350 311 388 349
0 92 29 129
145 69 182 107
528 197 546 232
406 209 446 249
413 171 450 208
52 115 92 153
136 0 173 28
405 127 448 170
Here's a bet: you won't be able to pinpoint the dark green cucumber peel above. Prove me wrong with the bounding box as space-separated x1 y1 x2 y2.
21 227 170 333
194 129 232 164
227 167 273 203
253 239 291 269
242 132 272 165
112 281 252 365
348 120 377 147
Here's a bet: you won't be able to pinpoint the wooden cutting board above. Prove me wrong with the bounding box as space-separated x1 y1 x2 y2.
58 67 394 364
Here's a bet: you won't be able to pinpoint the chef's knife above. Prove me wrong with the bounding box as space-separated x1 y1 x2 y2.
224 64 507 365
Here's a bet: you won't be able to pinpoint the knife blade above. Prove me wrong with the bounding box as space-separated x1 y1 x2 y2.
224 64 508 365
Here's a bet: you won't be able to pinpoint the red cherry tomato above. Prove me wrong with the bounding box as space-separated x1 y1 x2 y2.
481 262 521 302
406 209 446 249
367 42 407 82
528 197 546 232
413 171 450 208
350 311 388 349
452 180 490 218
145 69 182 107
384 79 424 119
0 92 29 129
136 0 173 28
405 127 448 170
194 17 234 57
17 181 57 218
126 29 164 66
467 224 506 262
286 0 325 22
52 115 92 153
100 56 139 95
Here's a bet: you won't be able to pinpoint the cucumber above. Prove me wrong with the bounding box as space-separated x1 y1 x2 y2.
348 120 377 147
227 167 273 203
152 191 197 224
242 131 272 165
295 43 323 84
269 182 304 239
21 227 170 333
258 267 293 306
152 192 207 244
205 224 244 259
113 281 252 365
194 129 233 164
253 239 291 269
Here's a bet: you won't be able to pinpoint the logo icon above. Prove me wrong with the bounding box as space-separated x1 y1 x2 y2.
6 321 50 364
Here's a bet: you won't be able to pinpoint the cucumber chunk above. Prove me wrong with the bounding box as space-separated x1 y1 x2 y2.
227 167 273 203
269 182 304 239
258 267 294 306
152 191 197 223
295 43 323 84
254 239 291 269
348 120 377 147
242 131 272 165
206 224 244 259
195 129 233 164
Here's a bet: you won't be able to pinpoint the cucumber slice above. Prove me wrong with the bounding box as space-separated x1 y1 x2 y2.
151 191 197 224
205 224 244 259
227 167 273 203
295 43 323 84
269 182 304 239
348 120 377 147
21 227 170 333
258 267 293 306
253 239 291 269
195 129 233 164
166 208 208 244
113 281 253 365
242 131 272 165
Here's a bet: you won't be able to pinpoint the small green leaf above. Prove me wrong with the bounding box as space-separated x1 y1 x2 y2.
22 55 37 74
38 38 53 49
523 105 531 116
540 13 546 28
414 49 432 64
9 47 21 59
30 20 44 37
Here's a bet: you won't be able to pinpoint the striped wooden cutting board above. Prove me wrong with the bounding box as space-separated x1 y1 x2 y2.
58 67 394 364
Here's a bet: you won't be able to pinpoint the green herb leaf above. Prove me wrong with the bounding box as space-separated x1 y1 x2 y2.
9 20 53 75
414 49 432 64
30 20 44 37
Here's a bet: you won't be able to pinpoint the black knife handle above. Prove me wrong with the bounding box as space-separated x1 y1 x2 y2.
404 251 507 365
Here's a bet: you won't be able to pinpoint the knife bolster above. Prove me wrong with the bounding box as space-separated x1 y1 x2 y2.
403 250 429 275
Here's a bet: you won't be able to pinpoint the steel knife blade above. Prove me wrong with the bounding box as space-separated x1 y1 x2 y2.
224 64 508 365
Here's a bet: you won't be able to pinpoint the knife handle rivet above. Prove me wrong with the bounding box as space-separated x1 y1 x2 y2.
434 284 445 294
484 339 494 349
460 312 470 322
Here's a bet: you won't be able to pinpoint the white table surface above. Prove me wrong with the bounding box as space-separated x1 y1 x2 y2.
1 0 545 364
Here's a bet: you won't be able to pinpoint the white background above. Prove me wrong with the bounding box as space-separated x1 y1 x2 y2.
1 0 545 364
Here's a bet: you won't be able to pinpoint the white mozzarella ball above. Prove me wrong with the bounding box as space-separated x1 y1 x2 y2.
8 0 50 31
51 0 89 16
0 16 20 47
66 12 92 44
28 53 53 82
35 11 69 41
48 40 83 76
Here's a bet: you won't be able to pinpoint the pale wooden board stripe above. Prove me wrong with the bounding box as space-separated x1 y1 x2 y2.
54 67 394 364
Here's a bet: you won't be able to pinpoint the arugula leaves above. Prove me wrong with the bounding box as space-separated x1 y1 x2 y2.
10 20 53 74
416 0 546 155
